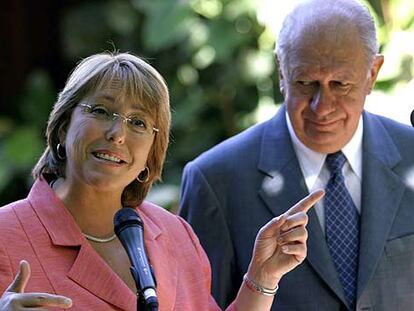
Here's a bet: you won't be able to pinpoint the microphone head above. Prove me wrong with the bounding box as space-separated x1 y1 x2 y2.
114 208 143 236
411 109 414 127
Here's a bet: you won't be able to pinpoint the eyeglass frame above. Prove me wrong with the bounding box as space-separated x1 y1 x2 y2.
79 103 159 136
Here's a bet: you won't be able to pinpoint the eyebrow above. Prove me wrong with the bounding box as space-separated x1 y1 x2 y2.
290 70 312 81
94 94 116 103
290 69 357 82
92 94 151 116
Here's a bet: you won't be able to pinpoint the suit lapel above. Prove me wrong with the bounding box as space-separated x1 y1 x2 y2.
257 106 308 215
257 107 346 303
306 208 347 304
357 112 404 297
256 110 406 305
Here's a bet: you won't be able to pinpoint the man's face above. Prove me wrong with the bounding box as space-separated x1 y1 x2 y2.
280 32 383 153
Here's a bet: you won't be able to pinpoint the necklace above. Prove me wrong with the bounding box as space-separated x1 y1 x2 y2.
49 179 117 243
83 232 117 243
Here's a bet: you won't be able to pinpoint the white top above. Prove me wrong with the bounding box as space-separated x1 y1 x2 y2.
285 112 363 234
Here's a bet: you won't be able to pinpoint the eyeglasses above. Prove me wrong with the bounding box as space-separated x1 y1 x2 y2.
79 103 159 136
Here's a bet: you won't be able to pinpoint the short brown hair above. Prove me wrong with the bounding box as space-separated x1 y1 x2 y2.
33 52 171 207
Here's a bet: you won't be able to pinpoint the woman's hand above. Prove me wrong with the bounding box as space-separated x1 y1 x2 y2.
246 189 325 289
0 260 72 310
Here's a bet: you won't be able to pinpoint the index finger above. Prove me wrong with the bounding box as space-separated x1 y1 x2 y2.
286 189 325 215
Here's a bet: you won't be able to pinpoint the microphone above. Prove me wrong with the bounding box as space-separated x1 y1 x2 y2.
114 208 158 311
411 109 414 127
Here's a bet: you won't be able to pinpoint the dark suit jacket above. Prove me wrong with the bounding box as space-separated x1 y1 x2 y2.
0 177 229 311
180 106 414 311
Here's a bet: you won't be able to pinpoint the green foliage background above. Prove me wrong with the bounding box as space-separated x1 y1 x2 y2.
0 0 413 211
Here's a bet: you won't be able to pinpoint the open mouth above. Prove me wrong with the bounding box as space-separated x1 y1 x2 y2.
92 152 126 164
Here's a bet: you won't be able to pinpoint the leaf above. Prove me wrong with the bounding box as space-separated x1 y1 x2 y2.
3 128 44 168
139 1 197 51
61 2 112 58
19 70 55 128
0 156 11 193
207 18 250 62
106 0 139 35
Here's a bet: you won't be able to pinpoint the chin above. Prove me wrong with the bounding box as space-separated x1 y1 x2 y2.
304 136 345 153
314 142 345 153
85 174 124 190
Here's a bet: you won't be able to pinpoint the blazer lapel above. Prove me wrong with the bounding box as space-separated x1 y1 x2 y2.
357 112 404 298
27 178 137 310
67 243 136 310
27 179 179 310
257 107 346 303
67 202 180 311
139 202 178 311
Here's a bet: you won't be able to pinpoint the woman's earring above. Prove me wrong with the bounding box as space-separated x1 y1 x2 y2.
137 166 150 183
56 143 66 160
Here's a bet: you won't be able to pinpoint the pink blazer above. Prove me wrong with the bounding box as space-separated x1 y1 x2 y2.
0 178 232 310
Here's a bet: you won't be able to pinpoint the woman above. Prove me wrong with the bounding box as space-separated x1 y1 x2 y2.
0 52 323 310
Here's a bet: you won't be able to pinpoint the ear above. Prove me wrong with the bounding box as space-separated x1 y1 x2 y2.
367 54 384 94
275 54 286 96
57 122 68 145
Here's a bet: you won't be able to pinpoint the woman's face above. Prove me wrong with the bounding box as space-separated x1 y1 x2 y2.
61 85 156 193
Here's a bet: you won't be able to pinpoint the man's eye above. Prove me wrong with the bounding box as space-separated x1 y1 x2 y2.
297 81 313 86
333 81 350 88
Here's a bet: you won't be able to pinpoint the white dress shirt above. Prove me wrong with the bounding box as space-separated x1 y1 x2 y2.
285 112 363 234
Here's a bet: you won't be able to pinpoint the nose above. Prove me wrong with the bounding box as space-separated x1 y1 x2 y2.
105 117 127 144
310 85 336 117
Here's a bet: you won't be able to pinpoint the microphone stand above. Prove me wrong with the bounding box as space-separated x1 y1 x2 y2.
411 109 414 127
137 292 146 311
132 266 158 311
137 292 158 311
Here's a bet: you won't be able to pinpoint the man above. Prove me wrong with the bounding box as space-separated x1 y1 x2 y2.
179 0 414 310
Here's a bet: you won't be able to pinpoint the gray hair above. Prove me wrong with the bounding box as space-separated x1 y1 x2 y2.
33 52 171 207
276 0 379 68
